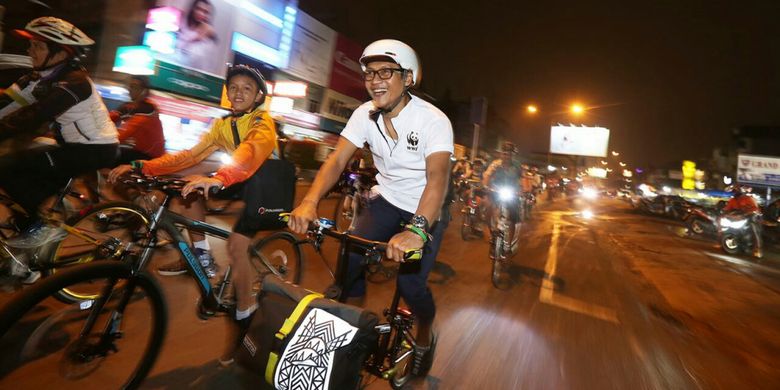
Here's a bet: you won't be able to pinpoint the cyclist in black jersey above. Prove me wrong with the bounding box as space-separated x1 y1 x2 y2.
0 17 118 249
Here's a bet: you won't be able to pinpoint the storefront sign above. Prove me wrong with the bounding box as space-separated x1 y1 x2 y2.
113 46 156 75
150 60 224 102
737 154 780 187
320 88 361 123
320 117 346 134
285 11 336 87
328 34 366 100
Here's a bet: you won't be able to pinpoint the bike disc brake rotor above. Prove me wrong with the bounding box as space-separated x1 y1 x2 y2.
59 334 108 380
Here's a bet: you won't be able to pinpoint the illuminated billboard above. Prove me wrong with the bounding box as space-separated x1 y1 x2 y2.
149 0 297 77
737 154 780 187
549 125 610 158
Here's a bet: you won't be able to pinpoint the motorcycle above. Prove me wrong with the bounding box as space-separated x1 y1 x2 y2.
683 204 720 237
719 211 760 255
488 186 522 287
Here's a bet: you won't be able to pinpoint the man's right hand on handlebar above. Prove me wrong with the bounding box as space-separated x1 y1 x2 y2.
288 199 318 234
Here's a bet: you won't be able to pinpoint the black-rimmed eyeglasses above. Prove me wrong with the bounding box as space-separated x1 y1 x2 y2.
362 68 404 82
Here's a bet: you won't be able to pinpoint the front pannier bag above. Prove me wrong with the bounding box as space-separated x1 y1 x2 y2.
236 275 379 390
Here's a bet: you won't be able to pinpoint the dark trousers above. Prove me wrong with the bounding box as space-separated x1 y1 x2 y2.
346 195 447 324
116 145 152 165
0 143 118 224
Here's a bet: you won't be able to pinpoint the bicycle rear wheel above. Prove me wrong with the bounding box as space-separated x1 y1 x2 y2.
0 261 167 390
45 202 152 304
250 231 303 289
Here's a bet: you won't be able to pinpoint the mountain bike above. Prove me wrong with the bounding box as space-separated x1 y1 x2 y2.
488 186 522 288
0 174 302 389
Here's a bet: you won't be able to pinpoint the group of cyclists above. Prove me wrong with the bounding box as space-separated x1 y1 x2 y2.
449 142 544 250
1 17 445 381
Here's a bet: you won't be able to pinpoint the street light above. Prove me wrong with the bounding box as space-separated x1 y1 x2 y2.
619 162 626 167
600 160 608 165
611 151 620 157
526 104 538 114
570 103 585 115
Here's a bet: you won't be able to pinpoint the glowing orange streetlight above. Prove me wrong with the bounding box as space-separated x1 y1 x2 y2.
526 104 538 114
570 103 585 115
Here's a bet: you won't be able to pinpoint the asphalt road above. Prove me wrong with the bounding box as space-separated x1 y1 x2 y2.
2 187 780 389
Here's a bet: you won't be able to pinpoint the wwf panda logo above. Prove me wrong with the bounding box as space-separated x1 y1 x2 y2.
406 131 419 151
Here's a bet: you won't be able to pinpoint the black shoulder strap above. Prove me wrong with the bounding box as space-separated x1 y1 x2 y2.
230 118 240 148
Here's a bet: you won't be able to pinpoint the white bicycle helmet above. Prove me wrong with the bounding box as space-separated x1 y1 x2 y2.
13 17 95 47
359 39 421 86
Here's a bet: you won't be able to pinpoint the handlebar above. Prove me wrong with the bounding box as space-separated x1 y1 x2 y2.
279 213 422 262
119 173 222 197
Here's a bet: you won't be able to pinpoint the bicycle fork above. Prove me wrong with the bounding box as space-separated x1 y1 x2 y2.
370 287 416 378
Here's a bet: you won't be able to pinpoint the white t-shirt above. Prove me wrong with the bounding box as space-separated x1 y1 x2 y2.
340 94 454 213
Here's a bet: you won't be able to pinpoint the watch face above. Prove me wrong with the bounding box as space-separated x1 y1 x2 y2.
412 215 428 229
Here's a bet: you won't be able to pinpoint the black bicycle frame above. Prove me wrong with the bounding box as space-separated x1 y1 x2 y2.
135 194 231 307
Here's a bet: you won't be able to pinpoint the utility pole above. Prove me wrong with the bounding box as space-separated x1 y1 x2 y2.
470 97 487 161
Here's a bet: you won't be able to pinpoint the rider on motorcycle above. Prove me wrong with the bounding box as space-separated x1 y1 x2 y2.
724 185 762 258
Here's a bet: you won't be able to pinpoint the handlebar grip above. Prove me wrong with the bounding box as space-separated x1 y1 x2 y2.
403 248 423 262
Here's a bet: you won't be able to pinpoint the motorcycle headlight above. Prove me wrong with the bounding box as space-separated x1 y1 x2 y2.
720 218 748 229
498 187 514 201
582 187 598 199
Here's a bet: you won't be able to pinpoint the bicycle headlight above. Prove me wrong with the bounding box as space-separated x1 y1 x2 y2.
498 187 514 201
218 152 233 166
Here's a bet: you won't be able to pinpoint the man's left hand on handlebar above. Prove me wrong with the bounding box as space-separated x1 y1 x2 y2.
182 176 223 199
387 230 424 262
108 164 134 183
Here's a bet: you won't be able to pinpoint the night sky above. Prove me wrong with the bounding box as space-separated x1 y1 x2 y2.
299 0 780 167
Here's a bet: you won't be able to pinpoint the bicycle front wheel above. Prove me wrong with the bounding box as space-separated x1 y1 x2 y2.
0 261 167 390
250 231 303 288
45 202 152 304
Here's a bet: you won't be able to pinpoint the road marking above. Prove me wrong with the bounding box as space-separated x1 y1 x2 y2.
705 252 780 276
539 214 620 324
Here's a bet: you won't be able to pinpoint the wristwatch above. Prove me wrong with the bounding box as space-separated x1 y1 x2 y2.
411 214 429 232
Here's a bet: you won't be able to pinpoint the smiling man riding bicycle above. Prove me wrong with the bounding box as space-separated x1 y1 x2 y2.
288 39 453 377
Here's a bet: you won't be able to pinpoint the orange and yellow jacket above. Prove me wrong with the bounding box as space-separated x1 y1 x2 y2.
141 107 277 187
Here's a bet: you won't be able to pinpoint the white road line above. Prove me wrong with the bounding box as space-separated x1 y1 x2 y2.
705 252 780 276
539 214 620 324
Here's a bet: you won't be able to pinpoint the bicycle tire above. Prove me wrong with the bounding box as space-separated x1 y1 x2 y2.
44 202 152 304
0 261 167 390
334 193 355 233
491 236 503 288
251 231 303 286
389 333 415 389
461 213 473 240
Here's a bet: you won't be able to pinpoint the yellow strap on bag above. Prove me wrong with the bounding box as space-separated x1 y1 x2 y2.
265 292 323 385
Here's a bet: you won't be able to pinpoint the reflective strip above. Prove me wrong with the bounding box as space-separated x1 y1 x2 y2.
4 84 31 106
264 292 323 385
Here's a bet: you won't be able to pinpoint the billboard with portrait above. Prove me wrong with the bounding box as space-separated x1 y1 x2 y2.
549 125 610 158
149 0 295 78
